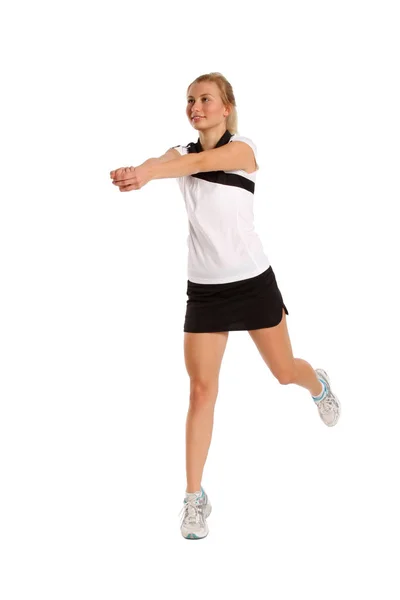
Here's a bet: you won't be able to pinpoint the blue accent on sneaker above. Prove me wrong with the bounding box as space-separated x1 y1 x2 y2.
312 378 327 402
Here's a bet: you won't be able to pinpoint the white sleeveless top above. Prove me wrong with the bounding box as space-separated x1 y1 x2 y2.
171 129 270 284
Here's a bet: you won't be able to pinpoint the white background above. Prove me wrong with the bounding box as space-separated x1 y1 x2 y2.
1 0 399 598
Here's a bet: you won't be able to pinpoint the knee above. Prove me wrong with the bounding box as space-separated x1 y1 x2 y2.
189 379 218 404
275 367 296 385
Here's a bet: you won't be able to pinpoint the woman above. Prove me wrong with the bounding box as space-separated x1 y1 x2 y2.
110 72 341 540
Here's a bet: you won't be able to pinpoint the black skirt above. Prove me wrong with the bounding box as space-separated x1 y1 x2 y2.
184 265 289 333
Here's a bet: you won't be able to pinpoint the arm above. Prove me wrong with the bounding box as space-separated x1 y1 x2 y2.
147 141 255 180
199 142 256 173
110 149 181 181
142 148 182 167
146 152 202 180
112 140 255 185
110 148 201 190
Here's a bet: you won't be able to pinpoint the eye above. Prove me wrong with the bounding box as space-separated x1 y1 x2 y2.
187 98 209 103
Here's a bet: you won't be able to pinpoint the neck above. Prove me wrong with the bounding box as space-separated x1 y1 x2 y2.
199 123 229 151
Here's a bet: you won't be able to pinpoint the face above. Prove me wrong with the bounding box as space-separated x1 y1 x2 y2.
186 81 230 129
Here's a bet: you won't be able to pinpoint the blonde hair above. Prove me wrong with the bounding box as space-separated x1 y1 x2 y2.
187 72 239 135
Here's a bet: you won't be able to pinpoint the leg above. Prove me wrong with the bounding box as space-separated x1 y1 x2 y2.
184 330 229 493
248 308 323 396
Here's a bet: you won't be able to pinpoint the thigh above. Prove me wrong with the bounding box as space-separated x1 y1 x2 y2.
184 331 229 389
248 308 295 380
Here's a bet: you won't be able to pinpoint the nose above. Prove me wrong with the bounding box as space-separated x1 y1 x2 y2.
190 101 203 114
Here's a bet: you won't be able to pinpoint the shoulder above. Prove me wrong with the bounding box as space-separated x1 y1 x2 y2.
229 134 259 172
229 134 257 154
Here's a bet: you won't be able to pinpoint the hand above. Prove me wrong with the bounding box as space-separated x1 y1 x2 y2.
110 164 152 192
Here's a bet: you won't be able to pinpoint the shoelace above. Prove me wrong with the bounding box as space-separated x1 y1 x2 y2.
178 498 204 525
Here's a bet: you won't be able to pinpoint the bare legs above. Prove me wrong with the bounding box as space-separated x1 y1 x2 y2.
185 383 218 493
248 309 323 397
291 358 324 397
184 332 229 494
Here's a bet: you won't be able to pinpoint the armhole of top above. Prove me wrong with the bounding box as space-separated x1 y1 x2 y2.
171 144 190 156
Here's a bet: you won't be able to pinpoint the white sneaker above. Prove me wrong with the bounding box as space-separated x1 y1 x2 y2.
314 369 341 427
179 487 212 540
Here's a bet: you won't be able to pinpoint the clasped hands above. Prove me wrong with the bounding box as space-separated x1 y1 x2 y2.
110 162 152 192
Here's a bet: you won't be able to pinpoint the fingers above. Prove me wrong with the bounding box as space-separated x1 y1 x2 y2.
110 167 137 192
112 175 135 187
110 166 135 179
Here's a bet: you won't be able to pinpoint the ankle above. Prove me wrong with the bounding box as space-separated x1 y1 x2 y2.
186 486 202 494
312 378 327 401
